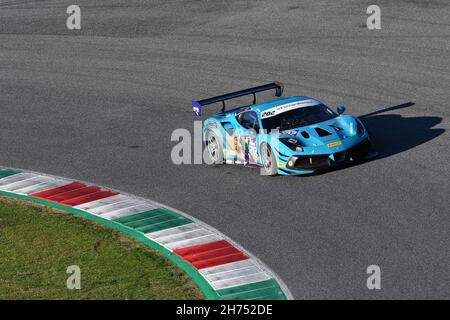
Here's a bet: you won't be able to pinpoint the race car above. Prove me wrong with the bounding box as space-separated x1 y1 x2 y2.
192 82 377 175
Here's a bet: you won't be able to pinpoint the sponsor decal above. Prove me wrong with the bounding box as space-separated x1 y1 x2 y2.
237 136 246 163
327 141 342 148
192 101 202 116
235 135 258 165
281 129 299 136
260 99 319 119
226 137 237 151
248 138 258 164
193 105 201 116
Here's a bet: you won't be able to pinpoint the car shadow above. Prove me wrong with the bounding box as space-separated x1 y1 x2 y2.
359 102 444 160
299 102 444 176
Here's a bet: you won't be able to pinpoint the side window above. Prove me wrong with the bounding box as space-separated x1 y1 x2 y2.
238 111 260 131
221 122 235 136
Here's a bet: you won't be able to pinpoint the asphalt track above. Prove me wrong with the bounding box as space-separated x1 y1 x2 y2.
0 0 449 299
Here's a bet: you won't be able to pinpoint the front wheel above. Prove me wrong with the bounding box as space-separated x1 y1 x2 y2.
260 143 278 176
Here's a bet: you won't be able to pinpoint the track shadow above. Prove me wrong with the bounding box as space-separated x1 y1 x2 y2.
359 102 444 160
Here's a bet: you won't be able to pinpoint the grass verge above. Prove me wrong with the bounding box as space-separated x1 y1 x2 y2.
0 197 203 300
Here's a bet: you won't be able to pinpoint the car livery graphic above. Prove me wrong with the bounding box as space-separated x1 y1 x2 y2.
192 82 378 175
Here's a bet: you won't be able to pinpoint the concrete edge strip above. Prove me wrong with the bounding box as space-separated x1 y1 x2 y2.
0 167 293 300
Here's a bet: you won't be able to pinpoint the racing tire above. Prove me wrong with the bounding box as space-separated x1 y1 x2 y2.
205 131 225 165
260 143 278 176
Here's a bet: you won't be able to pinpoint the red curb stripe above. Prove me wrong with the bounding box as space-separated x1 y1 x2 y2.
30 182 86 198
184 246 242 263
174 240 248 270
31 182 119 207
174 240 231 256
60 190 119 206
45 186 101 202
192 253 248 270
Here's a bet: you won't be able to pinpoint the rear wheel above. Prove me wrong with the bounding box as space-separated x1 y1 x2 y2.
260 143 278 176
205 131 224 165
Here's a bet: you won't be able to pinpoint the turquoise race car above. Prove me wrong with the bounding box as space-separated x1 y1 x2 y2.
192 83 377 175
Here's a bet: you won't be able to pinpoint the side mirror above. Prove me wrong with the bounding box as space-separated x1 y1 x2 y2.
337 105 346 114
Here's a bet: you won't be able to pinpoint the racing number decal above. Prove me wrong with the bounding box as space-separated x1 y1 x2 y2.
261 110 275 118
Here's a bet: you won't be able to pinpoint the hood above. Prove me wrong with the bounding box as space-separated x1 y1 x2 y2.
279 115 358 147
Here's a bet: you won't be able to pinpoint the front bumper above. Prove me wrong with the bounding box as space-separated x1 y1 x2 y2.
281 138 376 174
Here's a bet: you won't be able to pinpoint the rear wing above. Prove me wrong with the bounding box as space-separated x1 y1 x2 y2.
192 82 283 116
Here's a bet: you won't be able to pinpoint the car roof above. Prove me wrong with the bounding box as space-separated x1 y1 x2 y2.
248 96 321 113
209 96 322 119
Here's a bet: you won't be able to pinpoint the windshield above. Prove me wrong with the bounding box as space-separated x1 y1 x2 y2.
261 104 337 130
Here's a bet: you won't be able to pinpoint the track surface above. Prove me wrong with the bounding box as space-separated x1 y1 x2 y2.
0 0 449 298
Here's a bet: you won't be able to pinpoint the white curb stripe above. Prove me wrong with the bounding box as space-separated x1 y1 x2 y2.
11 177 68 195
149 225 205 242
74 194 130 211
0 173 39 189
207 266 264 282
0 176 46 192
165 234 221 250
199 259 271 290
208 272 271 290
146 223 204 240
146 222 217 248
100 203 157 220
145 223 203 239
200 259 257 276
0 172 37 186
82 198 138 214
157 229 214 245
87 199 144 214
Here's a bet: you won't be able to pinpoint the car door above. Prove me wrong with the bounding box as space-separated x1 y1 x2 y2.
235 111 261 165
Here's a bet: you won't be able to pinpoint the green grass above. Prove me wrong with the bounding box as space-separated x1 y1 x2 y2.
0 197 203 300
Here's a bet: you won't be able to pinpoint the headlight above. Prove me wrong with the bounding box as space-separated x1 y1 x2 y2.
356 118 365 136
280 138 304 152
